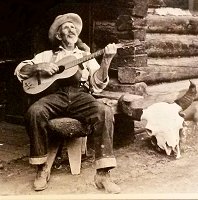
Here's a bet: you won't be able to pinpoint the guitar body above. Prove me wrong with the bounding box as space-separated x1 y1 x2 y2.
23 55 79 94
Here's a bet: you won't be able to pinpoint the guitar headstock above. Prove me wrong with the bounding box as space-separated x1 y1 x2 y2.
116 39 142 49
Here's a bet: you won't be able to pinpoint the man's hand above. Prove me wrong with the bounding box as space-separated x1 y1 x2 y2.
103 43 117 60
37 62 59 76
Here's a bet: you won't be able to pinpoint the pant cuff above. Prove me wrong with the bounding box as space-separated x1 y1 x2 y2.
95 157 117 169
29 155 47 165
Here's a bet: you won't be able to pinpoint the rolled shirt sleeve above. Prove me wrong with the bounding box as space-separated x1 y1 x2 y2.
83 56 109 93
14 60 35 82
14 50 53 82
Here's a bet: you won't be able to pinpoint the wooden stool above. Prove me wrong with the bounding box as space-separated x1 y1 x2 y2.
47 118 89 175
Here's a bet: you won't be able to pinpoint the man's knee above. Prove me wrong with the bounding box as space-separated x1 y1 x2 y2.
25 102 48 121
95 103 114 122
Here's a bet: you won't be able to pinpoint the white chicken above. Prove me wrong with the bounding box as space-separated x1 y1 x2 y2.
141 102 184 159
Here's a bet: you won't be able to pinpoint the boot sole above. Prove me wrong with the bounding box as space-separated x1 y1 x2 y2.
95 181 104 190
34 183 48 191
34 171 50 191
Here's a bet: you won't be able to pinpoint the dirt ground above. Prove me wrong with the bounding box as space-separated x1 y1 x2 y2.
1 79 198 199
0 121 198 199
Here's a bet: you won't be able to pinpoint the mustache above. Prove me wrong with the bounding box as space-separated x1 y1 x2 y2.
68 31 76 36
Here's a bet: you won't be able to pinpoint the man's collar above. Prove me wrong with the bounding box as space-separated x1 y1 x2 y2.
54 45 79 54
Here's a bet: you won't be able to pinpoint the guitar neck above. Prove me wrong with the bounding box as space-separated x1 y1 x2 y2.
64 41 136 69
71 49 105 67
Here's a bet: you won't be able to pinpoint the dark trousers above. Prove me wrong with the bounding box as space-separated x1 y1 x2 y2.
25 86 116 169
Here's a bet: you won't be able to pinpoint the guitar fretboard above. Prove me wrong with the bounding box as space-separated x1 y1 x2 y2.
70 49 105 68
61 41 137 70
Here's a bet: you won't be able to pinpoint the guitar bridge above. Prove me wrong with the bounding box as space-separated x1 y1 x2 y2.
36 71 41 85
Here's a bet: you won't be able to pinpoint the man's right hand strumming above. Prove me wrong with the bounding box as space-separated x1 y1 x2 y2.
20 62 59 77
36 63 59 76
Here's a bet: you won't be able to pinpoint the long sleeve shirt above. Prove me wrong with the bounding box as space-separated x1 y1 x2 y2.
14 46 109 93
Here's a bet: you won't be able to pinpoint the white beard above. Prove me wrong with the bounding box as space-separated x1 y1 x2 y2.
66 35 78 45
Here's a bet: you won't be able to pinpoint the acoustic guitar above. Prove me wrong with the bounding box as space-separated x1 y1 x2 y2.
23 40 140 94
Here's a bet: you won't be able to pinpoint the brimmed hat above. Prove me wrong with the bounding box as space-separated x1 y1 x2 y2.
48 13 82 43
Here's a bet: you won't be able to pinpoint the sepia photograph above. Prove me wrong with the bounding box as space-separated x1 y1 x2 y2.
0 0 198 199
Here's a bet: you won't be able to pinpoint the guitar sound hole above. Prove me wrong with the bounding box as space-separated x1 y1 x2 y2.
57 65 65 74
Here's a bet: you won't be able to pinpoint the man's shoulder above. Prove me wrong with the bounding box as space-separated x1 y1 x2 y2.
36 50 53 56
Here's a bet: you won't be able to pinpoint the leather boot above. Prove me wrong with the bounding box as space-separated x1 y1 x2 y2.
33 164 50 191
94 170 121 194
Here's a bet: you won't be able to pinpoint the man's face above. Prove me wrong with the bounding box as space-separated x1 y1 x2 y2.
59 22 78 45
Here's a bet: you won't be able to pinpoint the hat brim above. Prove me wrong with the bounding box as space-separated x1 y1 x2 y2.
49 13 82 43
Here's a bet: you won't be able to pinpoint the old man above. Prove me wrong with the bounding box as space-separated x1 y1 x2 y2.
14 13 120 193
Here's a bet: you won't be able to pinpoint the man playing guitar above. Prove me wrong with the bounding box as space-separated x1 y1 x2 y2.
14 13 120 193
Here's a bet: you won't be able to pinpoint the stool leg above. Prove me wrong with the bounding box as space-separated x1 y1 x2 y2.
81 136 87 155
46 139 61 172
67 137 83 175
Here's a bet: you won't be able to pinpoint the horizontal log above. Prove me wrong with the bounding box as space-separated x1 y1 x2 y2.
95 19 147 32
93 90 144 100
148 0 188 9
95 79 198 119
94 21 116 32
118 57 198 84
118 67 145 84
92 7 134 21
111 54 148 69
146 33 198 57
116 15 147 31
92 0 148 20
148 0 165 7
119 90 185 110
132 79 198 110
117 42 146 56
148 56 198 68
147 78 198 100
118 65 198 84
94 80 197 118
130 29 146 41
93 91 144 114
94 28 146 47
147 14 198 34
94 21 146 42
106 78 148 96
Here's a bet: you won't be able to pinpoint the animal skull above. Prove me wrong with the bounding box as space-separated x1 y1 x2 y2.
141 102 184 159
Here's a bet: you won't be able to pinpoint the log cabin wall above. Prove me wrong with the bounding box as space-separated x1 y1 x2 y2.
146 0 198 83
91 0 148 94
92 0 198 87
